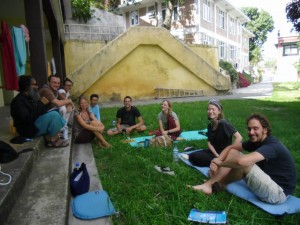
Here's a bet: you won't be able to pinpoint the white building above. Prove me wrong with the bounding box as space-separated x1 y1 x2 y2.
118 0 254 72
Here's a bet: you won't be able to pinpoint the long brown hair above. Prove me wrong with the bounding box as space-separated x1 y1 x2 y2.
78 95 90 111
162 99 173 116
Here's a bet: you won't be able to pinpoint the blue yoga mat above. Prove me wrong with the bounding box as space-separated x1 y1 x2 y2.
179 150 300 215
129 129 208 147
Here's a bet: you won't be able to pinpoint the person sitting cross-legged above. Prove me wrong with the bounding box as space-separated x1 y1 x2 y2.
10 75 68 148
107 96 146 136
189 113 296 204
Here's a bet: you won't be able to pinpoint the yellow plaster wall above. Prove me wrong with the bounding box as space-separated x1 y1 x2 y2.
189 45 219 70
64 41 105 75
85 45 216 102
65 27 230 101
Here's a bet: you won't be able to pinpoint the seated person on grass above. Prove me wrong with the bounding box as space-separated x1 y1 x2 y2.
189 113 296 204
10 75 68 148
107 96 146 136
183 99 242 167
73 96 111 148
89 94 101 121
153 99 184 141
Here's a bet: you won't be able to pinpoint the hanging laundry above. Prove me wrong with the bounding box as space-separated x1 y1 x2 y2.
51 57 56 75
20 24 30 56
0 21 19 91
12 26 27 75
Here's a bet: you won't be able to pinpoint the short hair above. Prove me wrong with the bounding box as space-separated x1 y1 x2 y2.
19 75 33 93
63 78 73 86
124 96 132 102
90 94 99 101
47 75 60 82
246 113 272 136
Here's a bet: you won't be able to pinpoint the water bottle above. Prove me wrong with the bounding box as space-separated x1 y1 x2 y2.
112 120 116 127
173 145 179 162
75 162 80 170
63 126 68 140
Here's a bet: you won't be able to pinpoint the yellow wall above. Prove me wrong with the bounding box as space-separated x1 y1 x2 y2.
64 41 106 75
86 45 216 101
65 27 230 101
189 45 219 70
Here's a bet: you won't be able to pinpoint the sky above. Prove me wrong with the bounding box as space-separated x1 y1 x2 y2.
230 0 298 61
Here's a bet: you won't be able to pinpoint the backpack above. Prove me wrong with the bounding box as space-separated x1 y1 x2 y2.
150 135 173 147
70 162 90 197
0 140 33 164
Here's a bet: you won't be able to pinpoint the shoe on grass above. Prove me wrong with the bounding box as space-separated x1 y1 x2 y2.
154 165 175 176
181 153 189 160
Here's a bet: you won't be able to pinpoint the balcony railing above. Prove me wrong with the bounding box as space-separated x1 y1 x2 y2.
64 24 125 41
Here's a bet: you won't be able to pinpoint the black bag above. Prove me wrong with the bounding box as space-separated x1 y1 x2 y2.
70 162 90 197
0 140 33 164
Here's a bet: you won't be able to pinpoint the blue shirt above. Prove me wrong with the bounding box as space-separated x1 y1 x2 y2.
89 104 101 121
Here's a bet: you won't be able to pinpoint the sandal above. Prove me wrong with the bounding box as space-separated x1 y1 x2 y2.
154 165 175 176
47 139 69 148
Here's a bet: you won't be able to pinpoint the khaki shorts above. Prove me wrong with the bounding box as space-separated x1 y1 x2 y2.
244 164 287 204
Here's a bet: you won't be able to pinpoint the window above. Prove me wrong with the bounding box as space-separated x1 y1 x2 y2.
203 0 211 22
283 44 298 56
229 45 236 61
219 41 225 59
162 2 166 21
202 33 214 45
173 5 178 21
147 5 155 18
131 10 139 26
229 17 235 34
161 1 178 21
218 9 225 29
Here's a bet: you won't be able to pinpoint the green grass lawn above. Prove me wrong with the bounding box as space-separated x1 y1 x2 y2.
93 82 300 225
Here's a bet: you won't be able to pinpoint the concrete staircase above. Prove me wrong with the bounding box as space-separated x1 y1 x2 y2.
0 106 112 225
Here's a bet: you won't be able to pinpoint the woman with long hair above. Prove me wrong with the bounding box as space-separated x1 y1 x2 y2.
156 99 183 141
73 96 111 148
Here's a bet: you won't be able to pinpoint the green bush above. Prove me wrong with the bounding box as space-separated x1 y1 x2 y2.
242 70 253 84
219 60 238 82
71 0 94 22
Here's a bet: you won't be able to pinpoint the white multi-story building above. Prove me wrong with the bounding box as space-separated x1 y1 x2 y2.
118 0 254 72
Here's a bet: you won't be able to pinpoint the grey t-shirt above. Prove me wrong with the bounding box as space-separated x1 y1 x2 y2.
157 111 178 129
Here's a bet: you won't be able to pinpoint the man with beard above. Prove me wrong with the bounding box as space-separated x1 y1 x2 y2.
11 75 68 147
189 113 296 204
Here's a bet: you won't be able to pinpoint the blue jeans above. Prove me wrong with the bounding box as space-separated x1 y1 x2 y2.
34 111 66 137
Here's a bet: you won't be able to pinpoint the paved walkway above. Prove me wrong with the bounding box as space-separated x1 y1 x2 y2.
99 73 274 108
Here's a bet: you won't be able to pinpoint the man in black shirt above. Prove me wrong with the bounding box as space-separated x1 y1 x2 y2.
190 113 296 204
107 96 146 136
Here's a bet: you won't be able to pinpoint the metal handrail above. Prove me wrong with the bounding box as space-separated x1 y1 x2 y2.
64 24 125 41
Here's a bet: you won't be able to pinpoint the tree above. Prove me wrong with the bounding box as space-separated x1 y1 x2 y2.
241 7 275 64
286 0 300 32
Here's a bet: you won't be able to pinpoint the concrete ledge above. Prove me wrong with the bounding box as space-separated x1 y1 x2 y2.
68 143 112 225
5 135 72 225
0 137 43 225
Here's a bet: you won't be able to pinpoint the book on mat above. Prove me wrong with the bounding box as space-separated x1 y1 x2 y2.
188 208 227 224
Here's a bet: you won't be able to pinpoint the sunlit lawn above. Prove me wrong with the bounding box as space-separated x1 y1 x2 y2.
93 82 300 225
